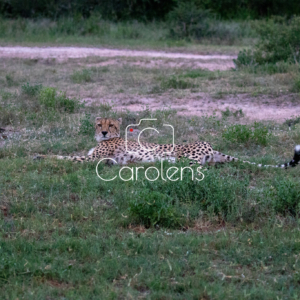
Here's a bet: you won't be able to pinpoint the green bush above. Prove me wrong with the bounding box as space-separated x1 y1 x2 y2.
125 165 251 222
233 49 256 68
39 87 81 113
167 2 254 43
292 76 300 93
1 0 300 20
236 16 300 67
128 190 181 228
222 123 269 145
254 16 300 64
269 178 300 216
167 2 211 39
21 83 42 96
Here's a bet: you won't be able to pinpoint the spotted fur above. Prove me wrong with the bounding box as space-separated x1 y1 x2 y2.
35 117 300 169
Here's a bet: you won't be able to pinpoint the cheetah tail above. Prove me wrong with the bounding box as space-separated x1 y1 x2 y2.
212 145 300 169
33 154 94 162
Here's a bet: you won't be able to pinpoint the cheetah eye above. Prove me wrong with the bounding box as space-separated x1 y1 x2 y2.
98 124 102 127
109 124 113 127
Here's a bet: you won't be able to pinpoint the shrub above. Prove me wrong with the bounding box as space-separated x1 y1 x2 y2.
233 49 256 68
167 2 211 39
21 83 42 96
71 69 93 83
39 87 81 113
128 190 181 228
126 164 252 223
269 178 300 216
222 123 269 146
254 16 300 64
292 75 300 93
236 16 300 67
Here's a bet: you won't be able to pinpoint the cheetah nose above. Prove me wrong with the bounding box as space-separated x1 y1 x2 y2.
102 131 108 137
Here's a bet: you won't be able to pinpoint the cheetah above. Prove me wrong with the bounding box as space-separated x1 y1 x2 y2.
35 117 300 169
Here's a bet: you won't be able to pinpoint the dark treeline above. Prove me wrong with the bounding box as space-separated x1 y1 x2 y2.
0 0 300 20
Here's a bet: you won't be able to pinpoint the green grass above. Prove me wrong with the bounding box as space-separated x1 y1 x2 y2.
222 123 269 146
71 69 93 83
0 17 255 53
0 56 299 103
1 54 300 298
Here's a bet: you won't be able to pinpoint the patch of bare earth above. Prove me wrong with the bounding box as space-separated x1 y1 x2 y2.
0 46 235 71
84 93 300 123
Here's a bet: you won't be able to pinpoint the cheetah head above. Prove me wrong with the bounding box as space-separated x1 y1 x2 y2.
95 117 122 142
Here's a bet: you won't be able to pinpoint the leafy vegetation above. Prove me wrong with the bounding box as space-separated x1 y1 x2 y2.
128 190 181 228
0 16 255 48
167 2 211 39
1 0 300 20
222 123 269 146
235 16 300 67
39 87 81 113
21 82 42 96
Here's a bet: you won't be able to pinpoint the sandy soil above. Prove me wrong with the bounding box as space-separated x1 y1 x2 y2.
0 46 235 71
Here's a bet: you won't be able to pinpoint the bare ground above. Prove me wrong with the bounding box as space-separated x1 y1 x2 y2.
84 93 300 123
0 46 235 71
0 46 299 123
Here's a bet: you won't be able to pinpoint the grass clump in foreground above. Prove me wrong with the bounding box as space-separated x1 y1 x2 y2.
1 103 300 299
2 146 300 298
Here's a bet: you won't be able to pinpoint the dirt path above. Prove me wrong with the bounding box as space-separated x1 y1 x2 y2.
0 46 235 71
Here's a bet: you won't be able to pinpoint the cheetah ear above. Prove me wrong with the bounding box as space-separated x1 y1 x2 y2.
117 118 122 124
95 117 101 122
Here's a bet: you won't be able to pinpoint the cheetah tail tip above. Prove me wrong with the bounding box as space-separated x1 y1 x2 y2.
292 145 300 166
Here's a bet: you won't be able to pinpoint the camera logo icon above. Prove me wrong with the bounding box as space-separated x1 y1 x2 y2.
125 118 175 154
